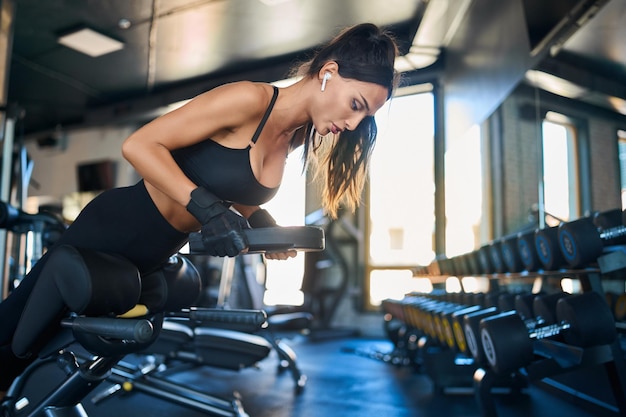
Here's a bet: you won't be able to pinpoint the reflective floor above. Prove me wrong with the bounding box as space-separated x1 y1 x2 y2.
73 334 612 417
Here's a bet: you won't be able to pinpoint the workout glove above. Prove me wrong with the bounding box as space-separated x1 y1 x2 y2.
186 187 249 257
247 208 277 228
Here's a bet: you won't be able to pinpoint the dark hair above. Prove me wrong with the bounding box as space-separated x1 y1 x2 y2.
293 23 400 218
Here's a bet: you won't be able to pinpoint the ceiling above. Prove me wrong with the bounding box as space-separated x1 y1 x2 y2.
3 0 626 140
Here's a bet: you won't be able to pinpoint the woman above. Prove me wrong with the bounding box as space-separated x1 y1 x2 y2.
0 22 400 392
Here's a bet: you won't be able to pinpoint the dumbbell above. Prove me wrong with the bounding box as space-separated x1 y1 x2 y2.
418 298 465 345
436 258 456 276
465 251 482 275
558 209 626 268
488 240 507 274
433 293 496 351
400 294 442 337
392 295 419 330
372 295 431 367
534 225 566 271
517 229 542 272
498 291 540 321
415 291 503 353
476 245 496 274
381 299 406 346
432 302 470 348
462 291 548 365
406 292 476 349
448 292 501 356
499 234 525 273
462 252 480 276
479 291 616 375
396 294 465 363
381 299 419 366
532 292 570 324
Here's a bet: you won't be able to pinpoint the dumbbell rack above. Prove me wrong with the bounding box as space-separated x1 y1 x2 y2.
473 257 626 417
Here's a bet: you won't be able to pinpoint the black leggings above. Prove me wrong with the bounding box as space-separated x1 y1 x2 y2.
0 180 189 389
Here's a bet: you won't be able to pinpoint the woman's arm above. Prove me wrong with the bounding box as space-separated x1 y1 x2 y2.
121 82 269 207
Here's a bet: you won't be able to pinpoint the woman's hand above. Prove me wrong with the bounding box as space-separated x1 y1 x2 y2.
237 206 297 260
265 249 297 260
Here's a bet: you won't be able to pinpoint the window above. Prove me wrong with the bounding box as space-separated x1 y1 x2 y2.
367 87 435 307
445 124 483 257
542 117 580 224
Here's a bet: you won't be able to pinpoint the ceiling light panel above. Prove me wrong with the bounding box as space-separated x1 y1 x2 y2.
58 28 124 57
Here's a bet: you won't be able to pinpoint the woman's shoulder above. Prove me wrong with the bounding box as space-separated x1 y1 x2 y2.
208 81 276 111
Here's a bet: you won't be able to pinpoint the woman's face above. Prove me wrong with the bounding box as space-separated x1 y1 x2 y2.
314 74 388 136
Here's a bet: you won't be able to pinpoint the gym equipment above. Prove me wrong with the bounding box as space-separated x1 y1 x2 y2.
498 234 525 273
534 225 566 271
1 245 174 417
370 298 422 368
462 291 545 366
445 292 501 354
1 117 34 301
188 225 325 255
190 226 324 389
401 291 501 356
530 292 568 325
2 226 325 417
0 201 66 295
385 291 534 394
101 226 324 407
476 245 496 274
558 209 626 269
487 241 506 274
517 229 542 272
90 307 269 417
225 254 314 391
299 210 361 338
479 291 616 375
463 252 481 275
381 293 481 391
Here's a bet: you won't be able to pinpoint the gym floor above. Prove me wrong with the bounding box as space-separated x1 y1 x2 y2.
76 333 611 417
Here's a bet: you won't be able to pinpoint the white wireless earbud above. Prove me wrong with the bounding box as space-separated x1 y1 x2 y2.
321 72 331 92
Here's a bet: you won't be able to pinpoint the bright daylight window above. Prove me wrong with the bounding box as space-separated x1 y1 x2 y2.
367 88 435 307
445 124 483 257
542 118 579 224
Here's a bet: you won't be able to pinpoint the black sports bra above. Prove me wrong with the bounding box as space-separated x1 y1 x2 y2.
171 86 280 206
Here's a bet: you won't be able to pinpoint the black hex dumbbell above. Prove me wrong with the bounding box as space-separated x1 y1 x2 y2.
421 294 475 347
435 292 495 353
517 229 542 272
462 291 549 366
499 234 526 273
381 299 421 366
534 225 566 271
493 291 566 328
477 245 496 274
447 291 502 356
488 240 507 274
408 291 478 354
558 209 626 269
403 295 450 342
479 291 616 375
